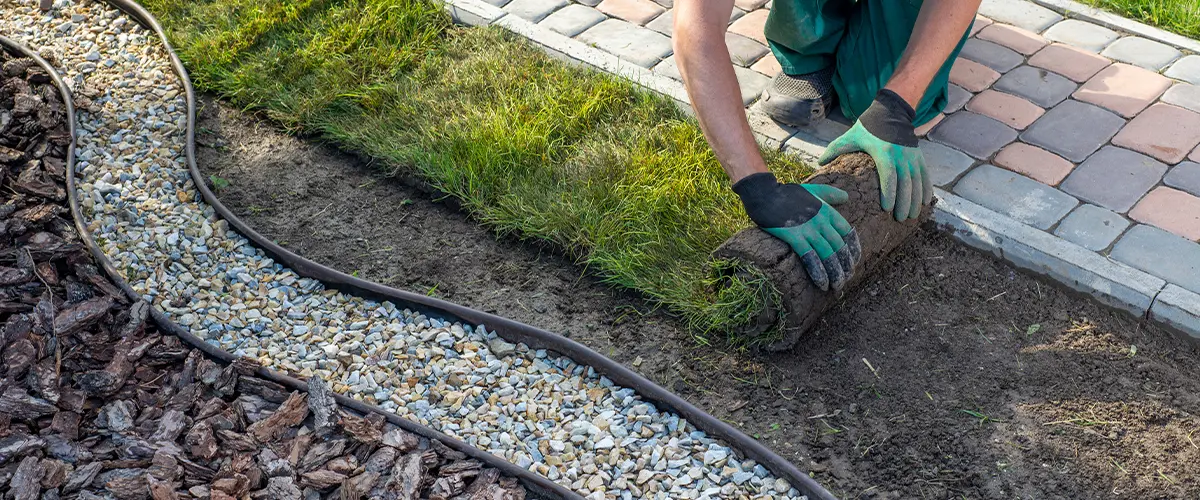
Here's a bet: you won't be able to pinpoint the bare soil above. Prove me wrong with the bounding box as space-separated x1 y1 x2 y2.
195 96 1200 499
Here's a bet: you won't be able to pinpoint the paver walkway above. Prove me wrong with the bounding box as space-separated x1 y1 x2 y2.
470 0 1200 333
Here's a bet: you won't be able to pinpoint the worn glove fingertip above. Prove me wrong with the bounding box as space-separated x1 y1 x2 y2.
799 250 830 292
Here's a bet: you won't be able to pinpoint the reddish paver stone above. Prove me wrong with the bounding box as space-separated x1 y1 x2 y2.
971 15 993 36
734 0 768 11
977 24 1047 55
596 0 664 25
994 142 1075 185
1111 103 1200 164
966 90 1044 130
1028 43 1111 82
1129 187 1200 241
949 58 1001 93
1060 146 1167 212
750 52 781 77
1073 63 1173 118
1194 146 1200 162
728 9 768 45
915 113 944 137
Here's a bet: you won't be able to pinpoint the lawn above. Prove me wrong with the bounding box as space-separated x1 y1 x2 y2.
140 0 812 345
1080 0 1200 39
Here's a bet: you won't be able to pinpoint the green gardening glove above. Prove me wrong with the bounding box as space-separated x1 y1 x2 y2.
818 89 932 222
734 173 862 291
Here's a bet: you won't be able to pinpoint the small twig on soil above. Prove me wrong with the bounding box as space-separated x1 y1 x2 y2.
1111 458 1128 474
1186 428 1199 450
862 358 881 380
1158 468 1177 485
986 291 1007 301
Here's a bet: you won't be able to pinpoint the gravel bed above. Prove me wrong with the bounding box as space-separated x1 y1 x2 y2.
1 2 807 499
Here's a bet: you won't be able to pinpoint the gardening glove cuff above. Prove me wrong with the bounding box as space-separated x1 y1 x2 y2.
858 88 918 147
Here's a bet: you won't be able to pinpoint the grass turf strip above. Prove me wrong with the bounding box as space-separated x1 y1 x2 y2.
140 0 813 345
1080 0 1200 40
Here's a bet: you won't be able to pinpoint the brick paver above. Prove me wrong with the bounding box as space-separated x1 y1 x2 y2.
596 0 664 25
1073 63 1171 118
1021 100 1124 162
1054 204 1129 251
1129 187 1200 241
947 84 972 113
953 164 1078 230
994 142 1074 185
644 9 673 36
1060 146 1167 212
728 9 768 45
733 65 771 105
1166 162 1200 198
733 0 768 10
1166 56 1200 86
921 139 976 187
1042 19 1119 53
1194 147 1200 163
915 113 944 137
1028 43 1110 82
578 19 674 68
725 32 768 67
1111 103 1200 164
971 15 993 37
992 66 1076 108
961 39 1023 73
651 56 680 80
1111 225 1200 293
504 0 568 22
950 58 1002 93
750 52 781 77
976 24 1046 55
977 0 1062 33
929 111 1018 159
1101 37 1182 71
1162 83 1200 114
539 4 606 36
966 90 1044 129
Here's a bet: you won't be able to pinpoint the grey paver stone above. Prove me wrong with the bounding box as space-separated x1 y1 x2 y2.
920 140 976 187
734 65 771 105
1042 19 1119 52
1161 83 1200 114
645 9 673 36
1165 162 1200 198
652 56 680 81
1111 224 1200 293
576 0 601 6
1060 146 1167 212
928 112 1018 159
1101 37 1183 71
1150 285 1200 339
953 164 1078 229
726 32 768 67
1053 204 1129 251
977 0 1062 32
653 0 672 8
961 39 1023 74
729 7 746 24
539 4 606 36
578 19 674 68
503 0 567 22
1165 55 1200 86
482 0 511 6
1020 100 1123 162
993 66 1077 108
947 84 971 113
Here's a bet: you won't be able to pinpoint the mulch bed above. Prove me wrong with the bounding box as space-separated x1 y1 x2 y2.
0 47 528 500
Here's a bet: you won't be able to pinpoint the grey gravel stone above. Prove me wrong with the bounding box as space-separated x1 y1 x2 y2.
726 32 768 67
1060 146 1167 213
961 39 1023 73
946 84 971 113
1021 100 1124 162
1042 19 1119 52
978 0 1062 32
1165 55 1200 86
538 4 606 37
920 140 976 187
1162 83 1200 114
1111 225 1200 293
578 19 674 68
953 164 1078 230
503 0 567 22
928 112 1018 159
1053 204 1129 251
993 65 1077 108
1165 162 1200 198
1101 37 1182 71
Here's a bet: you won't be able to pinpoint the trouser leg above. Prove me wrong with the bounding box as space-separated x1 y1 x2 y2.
764 0 853 76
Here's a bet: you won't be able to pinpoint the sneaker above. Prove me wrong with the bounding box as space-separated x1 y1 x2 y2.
758 67 835 128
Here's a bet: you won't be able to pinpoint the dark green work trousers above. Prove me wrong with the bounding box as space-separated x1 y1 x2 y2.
764 0 972 126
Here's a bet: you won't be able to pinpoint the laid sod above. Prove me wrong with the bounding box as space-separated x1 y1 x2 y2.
141 0 812 345
1080 0 1200 39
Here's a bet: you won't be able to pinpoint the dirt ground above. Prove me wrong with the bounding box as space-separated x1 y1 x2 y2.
195 97 1200 499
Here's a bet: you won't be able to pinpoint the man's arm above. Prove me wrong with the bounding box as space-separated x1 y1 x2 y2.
673 0 765 183
887 0 982 107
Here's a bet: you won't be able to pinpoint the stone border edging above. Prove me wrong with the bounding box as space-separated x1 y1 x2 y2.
442 0 1200 338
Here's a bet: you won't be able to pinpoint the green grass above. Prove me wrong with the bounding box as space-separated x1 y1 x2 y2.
141 0 812 345
1079 0 1200 39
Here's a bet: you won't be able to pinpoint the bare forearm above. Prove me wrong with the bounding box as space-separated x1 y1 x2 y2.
674 0 767 183
887 0 982 107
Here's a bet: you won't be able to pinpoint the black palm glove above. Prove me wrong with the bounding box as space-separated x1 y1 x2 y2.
734 173 862 291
